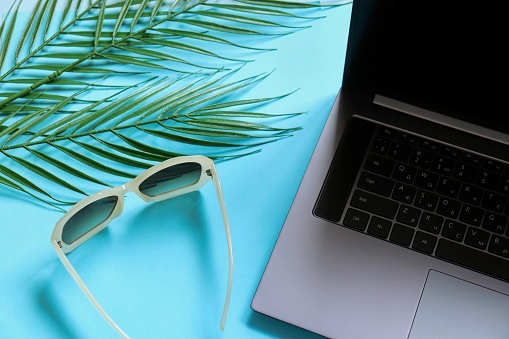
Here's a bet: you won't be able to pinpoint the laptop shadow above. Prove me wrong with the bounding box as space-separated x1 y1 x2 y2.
248 311 326 339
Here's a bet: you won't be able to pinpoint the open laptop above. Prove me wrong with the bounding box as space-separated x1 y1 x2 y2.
252 1 509 338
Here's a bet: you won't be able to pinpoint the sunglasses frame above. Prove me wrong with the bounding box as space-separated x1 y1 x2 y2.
50 155 233 338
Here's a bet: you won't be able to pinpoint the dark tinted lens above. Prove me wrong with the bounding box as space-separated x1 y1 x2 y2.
62 196 118 244
139 162 202 197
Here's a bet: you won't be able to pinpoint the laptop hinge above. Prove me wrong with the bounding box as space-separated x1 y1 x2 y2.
374 94 509 146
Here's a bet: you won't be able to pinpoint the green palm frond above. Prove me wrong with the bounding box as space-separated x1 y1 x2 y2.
0 0 348 209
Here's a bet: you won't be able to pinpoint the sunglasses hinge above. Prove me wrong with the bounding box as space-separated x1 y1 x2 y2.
206 169 213 177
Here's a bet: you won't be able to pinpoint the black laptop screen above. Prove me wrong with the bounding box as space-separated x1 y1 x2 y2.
343 0 506 133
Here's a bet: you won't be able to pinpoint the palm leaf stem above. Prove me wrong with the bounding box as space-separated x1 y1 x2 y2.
0 0 209 109
25 75 138 141
0 0 102 81
1 104 290 152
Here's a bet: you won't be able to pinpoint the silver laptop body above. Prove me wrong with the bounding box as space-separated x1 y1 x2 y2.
252 1 509 338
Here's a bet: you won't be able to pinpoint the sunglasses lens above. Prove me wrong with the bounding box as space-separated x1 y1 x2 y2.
139 162 202 197
62 196 118 244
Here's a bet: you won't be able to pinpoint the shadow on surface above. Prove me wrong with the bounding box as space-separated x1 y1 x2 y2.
36 282 80 339
248 311 326 339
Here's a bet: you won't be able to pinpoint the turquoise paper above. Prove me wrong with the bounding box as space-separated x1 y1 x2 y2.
0 2 352 338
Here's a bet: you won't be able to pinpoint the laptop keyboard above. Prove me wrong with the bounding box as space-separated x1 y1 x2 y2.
338 120 509 281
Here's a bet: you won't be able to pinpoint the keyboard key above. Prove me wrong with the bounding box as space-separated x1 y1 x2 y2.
459 184 483 205
436 197 461 218
412 231 438 254
388 142 412 162
396 205 421 227
415 190 439 211
398 132 419 146
440 145 461 159
410 149 434 169
367 216 392 239
357 171 394 197
372 136 391 155
393 163 417 183
432 156 456 176
476 170 500 191
390 223 415 246
483 212 507 234
392 183 416 204
378 126 397 139
415 170 439 190
462 152 482 166
454 163 477 183
364 154 395 176
482 191 507 214
436 177 461 198
488 235 509 258
459 204 483 226
343 208 370 231
419 212 444 234
484 159 505 173
465 227 490 250
420 139 439 152
499 176 509 195
436 239 509 282
350 190 398 219
442 220 466 242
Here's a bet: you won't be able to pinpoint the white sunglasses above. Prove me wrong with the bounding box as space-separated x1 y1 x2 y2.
50 155 233 338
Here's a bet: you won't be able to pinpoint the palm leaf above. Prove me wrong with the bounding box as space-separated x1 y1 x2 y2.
0 0 21 71
14 0 41 62
112 0 133 43
0 0 350 208
94 0 106 51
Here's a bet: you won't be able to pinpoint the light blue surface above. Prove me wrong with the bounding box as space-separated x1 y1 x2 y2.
0 2 352 338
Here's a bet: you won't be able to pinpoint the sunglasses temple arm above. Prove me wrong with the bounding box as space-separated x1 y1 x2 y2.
51 240 130 339
209 164 234 331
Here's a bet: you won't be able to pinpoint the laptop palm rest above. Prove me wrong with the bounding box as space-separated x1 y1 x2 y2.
409 270 509 339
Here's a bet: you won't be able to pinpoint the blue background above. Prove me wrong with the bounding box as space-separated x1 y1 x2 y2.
0 2 351 337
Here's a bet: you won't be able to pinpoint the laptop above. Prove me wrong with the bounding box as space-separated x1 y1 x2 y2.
252 1 509 338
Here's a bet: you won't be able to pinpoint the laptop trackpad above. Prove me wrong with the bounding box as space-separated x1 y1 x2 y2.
409 270 509 339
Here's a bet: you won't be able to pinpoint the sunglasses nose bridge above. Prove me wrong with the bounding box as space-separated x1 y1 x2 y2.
122 180 139 193
120 180 152 203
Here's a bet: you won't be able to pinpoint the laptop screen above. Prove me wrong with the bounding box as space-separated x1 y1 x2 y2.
343 0 506 134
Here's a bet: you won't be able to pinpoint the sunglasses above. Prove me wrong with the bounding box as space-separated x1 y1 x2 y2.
50 155 233 338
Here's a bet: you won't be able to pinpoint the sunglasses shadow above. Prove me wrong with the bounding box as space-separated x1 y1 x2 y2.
117 191 221 320
139 191 214 262
125 190 208 235
123 191 222 330
35 281 81 338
